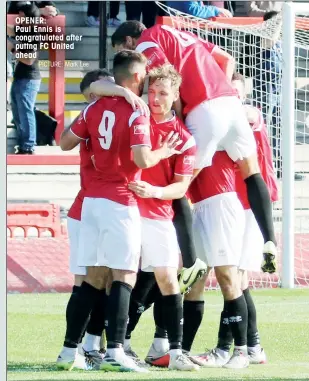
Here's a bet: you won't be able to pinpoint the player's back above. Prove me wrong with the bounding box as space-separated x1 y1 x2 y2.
137 25 236 114
189 150 236 204
80 140 96 192
83 97 149 205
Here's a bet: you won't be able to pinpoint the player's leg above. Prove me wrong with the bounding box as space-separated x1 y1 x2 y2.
83 278 109 356
145 285 170 367
186 202 231 367
220 97 277 273
182 274 207 355
239 210 267 365
99 199 147 373
57 200 108 371
215 266 249 369
141 218 199 371
190 193 248 368
172 197 207 294
124 271 157 360
65 217 87 355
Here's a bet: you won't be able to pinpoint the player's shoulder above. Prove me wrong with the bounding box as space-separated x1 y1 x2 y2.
81 99 99 120
173 115 193 138
128 108 149 127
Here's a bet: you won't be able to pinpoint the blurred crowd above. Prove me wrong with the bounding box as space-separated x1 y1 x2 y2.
85 1 283 28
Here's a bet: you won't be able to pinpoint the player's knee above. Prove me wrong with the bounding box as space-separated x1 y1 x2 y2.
112 269 137 288
215 266 240 300
239 269 249 291
237 154 260 179
155 267 179 295
184 274 207 301
74 275 85 287
85 266 108 290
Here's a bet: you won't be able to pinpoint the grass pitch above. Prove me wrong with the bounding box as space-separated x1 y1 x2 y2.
7 289 309 381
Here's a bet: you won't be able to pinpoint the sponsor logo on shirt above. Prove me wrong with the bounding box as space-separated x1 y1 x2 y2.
147 52 160 67
134 124 149 135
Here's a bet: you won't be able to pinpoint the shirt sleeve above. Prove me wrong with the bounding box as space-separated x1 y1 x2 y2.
174 131 196 176
135 43 169 71
129 110 152 148
70 110 90 140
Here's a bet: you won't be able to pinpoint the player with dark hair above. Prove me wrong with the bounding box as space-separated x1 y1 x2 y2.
60 69 113 371
111 20 278 275
57 50 181 373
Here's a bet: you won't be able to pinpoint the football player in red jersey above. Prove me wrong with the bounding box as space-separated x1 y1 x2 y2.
129 65 199 371
90 64 200 371
57 51 181 373
111 20 278 275
185 74 279 369
61 69 113 371
199 73 279 368
187 151 249 369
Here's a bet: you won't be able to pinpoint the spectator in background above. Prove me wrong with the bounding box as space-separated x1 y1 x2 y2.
125 1 158 28
7 50 13 111
166 1 233 19
86 1 121 28
243 1 282 17
7 3 42 154
7 1 58 17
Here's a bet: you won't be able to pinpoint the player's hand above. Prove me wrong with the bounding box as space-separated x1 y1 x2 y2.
128 180 156 198
158 131 183 159
40 6 57 17
218 8 233 18
123 89 150 117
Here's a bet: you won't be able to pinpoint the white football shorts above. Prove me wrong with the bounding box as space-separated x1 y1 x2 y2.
185 96 257 169
67 217 86 276
239 209 264 271
78 197 141 272
192 192 245 267
141 217 180 272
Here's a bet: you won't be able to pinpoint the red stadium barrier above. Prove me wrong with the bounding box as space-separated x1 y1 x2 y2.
7 203 64 238
7 14 66 143
7 232 309 293
7 238 72 293
7 154 80 165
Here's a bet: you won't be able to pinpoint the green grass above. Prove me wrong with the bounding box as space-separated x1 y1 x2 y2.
7 289 309 381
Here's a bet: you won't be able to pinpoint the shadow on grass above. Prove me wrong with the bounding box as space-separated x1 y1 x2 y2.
7 364 309 381
8 362 57 372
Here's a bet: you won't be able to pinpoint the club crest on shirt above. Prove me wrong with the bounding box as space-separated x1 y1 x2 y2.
134 124 150 135
183 155 195 165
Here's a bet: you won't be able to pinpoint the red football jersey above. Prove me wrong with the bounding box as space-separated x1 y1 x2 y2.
138 115 196 220
236 107 279 209
67 140 95 221
71 97 152 206
135 24 237 115
189 151 236 204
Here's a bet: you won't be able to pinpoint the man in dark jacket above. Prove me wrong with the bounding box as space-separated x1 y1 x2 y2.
7 1 58 17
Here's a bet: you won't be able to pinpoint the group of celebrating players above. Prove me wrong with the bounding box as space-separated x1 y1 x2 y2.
56 19 278 373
